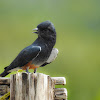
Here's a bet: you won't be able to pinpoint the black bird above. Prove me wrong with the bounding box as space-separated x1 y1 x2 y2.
0 21 58 77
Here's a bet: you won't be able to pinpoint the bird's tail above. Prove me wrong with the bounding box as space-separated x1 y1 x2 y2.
0 66 11 77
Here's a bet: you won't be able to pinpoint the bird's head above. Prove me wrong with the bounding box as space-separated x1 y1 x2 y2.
33 21 56 39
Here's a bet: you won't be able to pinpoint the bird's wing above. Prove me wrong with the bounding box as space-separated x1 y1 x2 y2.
41 48 58 67
7 45 41 71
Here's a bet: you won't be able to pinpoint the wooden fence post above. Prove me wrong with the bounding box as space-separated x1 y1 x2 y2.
0 77 10 98
0 72 67 100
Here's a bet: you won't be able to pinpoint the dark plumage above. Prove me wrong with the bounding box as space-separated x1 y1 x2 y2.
0 21 57 77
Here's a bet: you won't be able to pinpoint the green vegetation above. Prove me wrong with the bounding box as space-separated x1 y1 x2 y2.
0 0 100 100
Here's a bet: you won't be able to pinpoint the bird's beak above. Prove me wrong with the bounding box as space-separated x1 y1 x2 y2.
32 28 38 34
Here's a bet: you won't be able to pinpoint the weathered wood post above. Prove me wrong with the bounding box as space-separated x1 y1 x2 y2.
0 77 10 99
0 73 67 100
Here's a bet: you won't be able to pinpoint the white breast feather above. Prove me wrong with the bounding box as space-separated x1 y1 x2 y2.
46 48 59 63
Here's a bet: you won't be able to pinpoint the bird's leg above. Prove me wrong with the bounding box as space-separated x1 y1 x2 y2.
26 67 30 73
34 68 37 73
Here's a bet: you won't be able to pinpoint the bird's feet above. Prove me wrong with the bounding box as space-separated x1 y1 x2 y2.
26 67 30 73
34 68 37 73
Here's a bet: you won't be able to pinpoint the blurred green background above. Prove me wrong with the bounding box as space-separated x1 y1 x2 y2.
0 0 100 100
